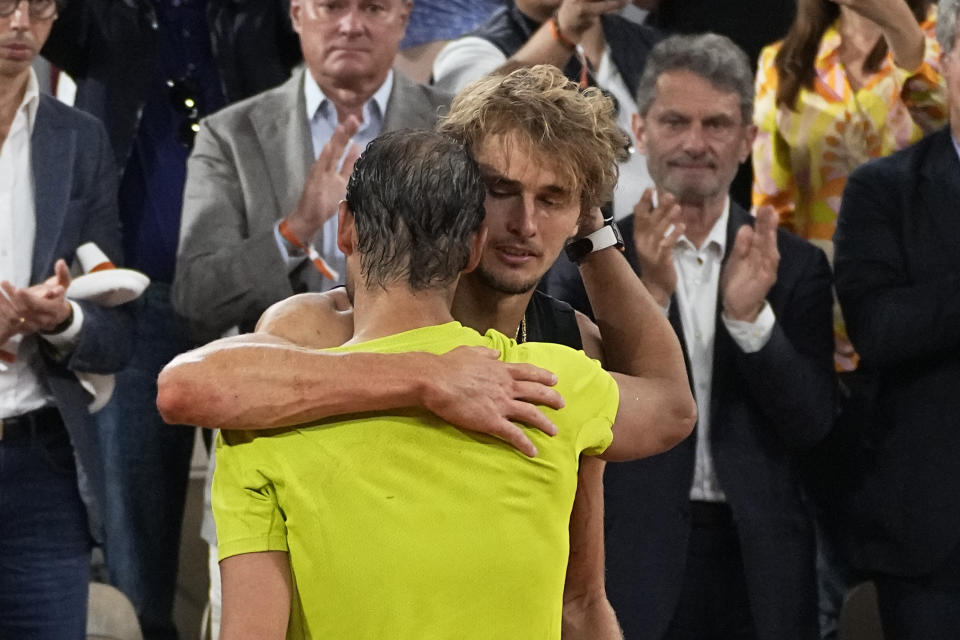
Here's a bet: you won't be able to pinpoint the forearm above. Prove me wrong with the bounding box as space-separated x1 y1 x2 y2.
562 456 623 640
878 1 925 71
499 21 578 74
158 339 437 430
579 248 696 455
65 301 135 373
563 595 622 640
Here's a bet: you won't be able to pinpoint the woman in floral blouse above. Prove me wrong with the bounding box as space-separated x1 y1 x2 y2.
752 0 947 370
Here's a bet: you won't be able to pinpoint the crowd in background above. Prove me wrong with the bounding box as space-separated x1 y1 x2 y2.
2 0 959 638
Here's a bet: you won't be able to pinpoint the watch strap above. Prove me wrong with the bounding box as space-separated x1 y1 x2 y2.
564 223 624 264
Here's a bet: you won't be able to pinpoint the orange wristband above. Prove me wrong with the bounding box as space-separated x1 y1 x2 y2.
549 13 576 50
278 219 308 252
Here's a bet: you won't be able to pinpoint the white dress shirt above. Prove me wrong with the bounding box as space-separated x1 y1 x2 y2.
272 70 394 286
0 71 49 417
669 199 776 502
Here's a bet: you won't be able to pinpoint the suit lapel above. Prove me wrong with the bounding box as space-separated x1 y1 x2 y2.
250 71 312 221
31 97 75 282
710 205 754 427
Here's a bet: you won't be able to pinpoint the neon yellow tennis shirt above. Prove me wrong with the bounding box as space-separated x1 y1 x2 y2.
213 322 618 639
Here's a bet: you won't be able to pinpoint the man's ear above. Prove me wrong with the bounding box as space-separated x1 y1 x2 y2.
632 112 647 155
336 201 357 255
289 0 304 34
463 226 488 274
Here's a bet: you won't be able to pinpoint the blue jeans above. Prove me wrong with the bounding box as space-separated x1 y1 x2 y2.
0 414 92 639
96 282 196 640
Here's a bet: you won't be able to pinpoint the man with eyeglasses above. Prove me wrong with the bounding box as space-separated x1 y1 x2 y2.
0 0 135 635
39 2 301 638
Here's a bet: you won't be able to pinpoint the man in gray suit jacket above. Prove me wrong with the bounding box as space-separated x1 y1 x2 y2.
173 0 449 343
0 0 134 635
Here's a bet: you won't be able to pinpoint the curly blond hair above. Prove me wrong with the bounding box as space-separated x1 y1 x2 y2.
436 64 628 213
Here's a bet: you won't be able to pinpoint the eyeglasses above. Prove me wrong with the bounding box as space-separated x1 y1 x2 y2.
0 0 58 20
167 76 201 149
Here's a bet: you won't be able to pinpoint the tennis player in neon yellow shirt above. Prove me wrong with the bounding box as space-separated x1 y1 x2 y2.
211 129 655 639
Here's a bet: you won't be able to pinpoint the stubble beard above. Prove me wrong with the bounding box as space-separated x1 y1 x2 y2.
473 263 540 296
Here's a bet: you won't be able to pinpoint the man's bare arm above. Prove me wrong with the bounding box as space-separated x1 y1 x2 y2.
561 455 623 640
496 0 628 75
560 314 622 639
575 207 696 463
157 292 564 456
219 552 291 640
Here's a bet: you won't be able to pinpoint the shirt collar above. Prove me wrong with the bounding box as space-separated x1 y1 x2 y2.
303 69 394 125
704 197 731 254
814 20 843 69
952 130 960 165
19 68 41 136
674 197 730 255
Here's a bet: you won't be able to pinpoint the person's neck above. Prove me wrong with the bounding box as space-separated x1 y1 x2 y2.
676 193 726 250
347 284 458 345
452 273 536 340
313 69 387 124
0 70 31 140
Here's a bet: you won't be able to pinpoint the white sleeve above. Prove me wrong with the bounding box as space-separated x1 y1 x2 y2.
432 37 508 94
722 302 776 354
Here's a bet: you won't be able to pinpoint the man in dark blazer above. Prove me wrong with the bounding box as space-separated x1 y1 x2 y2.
0 0 134 635
831 2 960 635
546 33 835 640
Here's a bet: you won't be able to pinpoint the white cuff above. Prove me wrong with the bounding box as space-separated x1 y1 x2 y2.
40 299 84 350
722 301 775 353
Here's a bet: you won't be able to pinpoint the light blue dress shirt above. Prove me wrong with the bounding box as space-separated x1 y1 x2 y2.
273 70 394 286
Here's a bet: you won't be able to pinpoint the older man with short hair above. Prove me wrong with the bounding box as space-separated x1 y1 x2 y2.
548 33 836 640
172 0 449 342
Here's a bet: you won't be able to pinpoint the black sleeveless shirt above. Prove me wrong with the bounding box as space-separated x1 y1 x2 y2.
522 290 583 351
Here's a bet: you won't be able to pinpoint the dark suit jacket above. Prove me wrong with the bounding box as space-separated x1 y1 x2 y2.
28 95 136 541
833 127 960 579
546 202 834 640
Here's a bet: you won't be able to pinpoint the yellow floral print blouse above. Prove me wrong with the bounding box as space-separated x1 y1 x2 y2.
752 7 947 261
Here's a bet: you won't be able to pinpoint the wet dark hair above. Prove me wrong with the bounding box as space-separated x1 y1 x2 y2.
344 129 486 291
